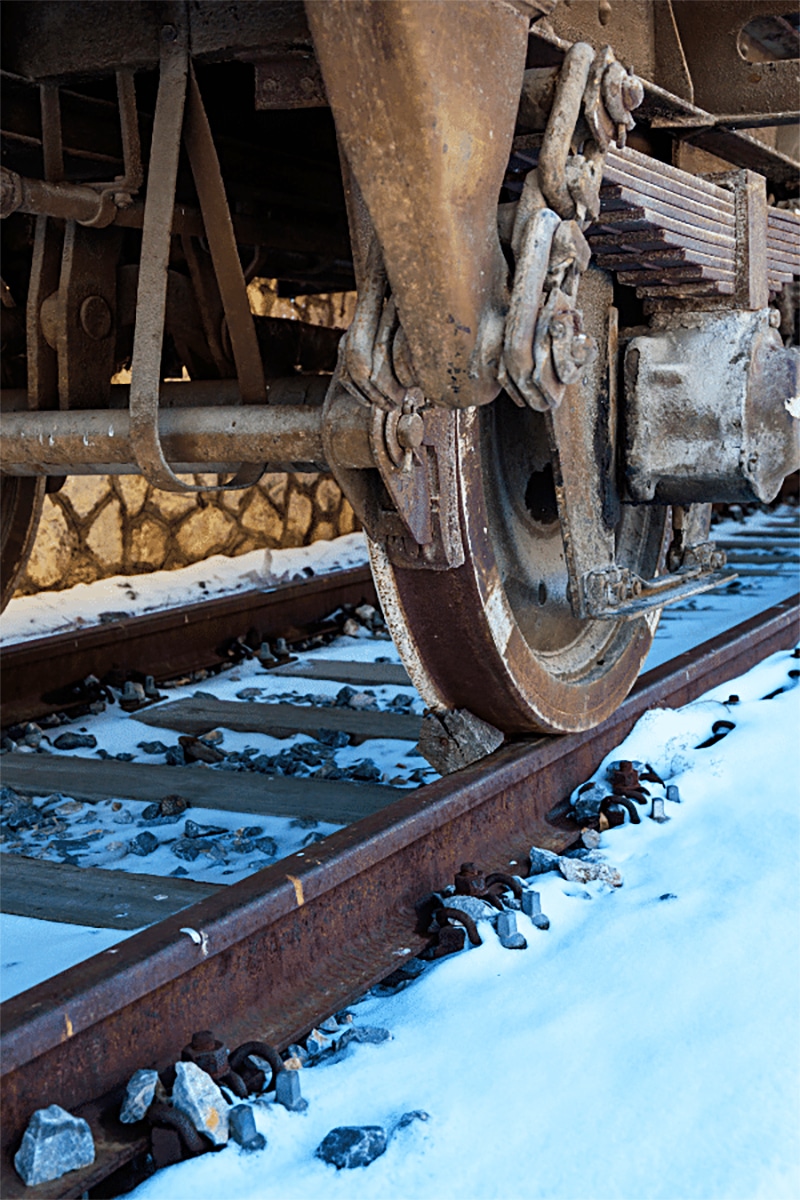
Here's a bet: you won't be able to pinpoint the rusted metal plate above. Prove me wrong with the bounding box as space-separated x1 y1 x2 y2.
0 566 378 726
2 596 796 1197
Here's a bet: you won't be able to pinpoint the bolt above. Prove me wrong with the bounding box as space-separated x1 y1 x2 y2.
570 334 591 365
273 637 290 660
190 1030 216 1052
521 889 550 930
550 319 567 340
621 72 644 113
161 23 177 42
650 796 669 823
79 295 112 340
396 411 424 452
454 862 486 896
258 641 278 666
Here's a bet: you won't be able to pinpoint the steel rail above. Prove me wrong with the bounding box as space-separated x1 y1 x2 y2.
1 594 797 1197
0 565 378 727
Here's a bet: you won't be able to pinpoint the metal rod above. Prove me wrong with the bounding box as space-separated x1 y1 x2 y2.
0 401 374 476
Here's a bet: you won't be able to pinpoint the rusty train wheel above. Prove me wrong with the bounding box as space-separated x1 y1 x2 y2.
370 395 669 735
0 476 45 613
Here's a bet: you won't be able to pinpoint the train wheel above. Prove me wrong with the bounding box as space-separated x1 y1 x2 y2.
370 394 669 735
0 476 45 612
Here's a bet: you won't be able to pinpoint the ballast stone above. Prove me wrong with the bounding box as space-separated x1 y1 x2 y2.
119 1069 159 1123
441 895 498 922
316 1126 387 1169
559 857 623 887
171 1061 229 1146
14 1104 95 1186
528 846 561 875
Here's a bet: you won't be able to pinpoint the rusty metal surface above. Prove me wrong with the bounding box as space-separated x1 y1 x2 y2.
625 310 800 504
0 395 376 476
1 595 796 1197
0 564 378 727
307 0 528 409
0 476 45 611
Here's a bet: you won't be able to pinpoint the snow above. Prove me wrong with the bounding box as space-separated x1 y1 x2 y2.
0 914 139 1003
1 512 798 1194
0 533 370 647
2 508 796 653
124 647 799 1200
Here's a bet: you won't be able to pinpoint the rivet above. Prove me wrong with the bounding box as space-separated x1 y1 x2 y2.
79 295 112 340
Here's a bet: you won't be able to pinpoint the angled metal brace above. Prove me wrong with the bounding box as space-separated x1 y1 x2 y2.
128 19 264 492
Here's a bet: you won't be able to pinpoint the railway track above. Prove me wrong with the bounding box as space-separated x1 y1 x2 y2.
1 580 797 1197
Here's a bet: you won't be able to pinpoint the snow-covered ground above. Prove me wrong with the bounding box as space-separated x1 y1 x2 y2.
0 534 370 647
2 508 797 653
1 512 797 1003
1 513 798 1196
122 645 799 1200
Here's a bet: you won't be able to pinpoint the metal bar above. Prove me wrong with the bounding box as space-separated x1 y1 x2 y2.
1 595 796 1197
0 402 376 475
183 65 265 407
127 17 192 493
0 376 331 414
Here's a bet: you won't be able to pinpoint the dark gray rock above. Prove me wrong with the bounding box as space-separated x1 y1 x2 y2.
285 1044 309 1066
171 838 208 862
440 895 497 923
3 799 44 830
14 1104 94 1186
334 686 357 707
53 732 97 750
251 754 277 773
128 831 159 857
184 819 226 839
528 845 561 875
345 759 382 783
120 1069 159 1123
315 729 351 748
349 1026 392 1045
165 746 186 766
571 782 608 821
137 740 169 755
315 1126 387 1170
253 836 278 858
274 1069 308 1113
229 1105 266 1151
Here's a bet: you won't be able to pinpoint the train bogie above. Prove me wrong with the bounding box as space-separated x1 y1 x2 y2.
1 0 797 740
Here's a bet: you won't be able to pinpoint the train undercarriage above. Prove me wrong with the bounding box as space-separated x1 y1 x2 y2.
1 0 798 756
